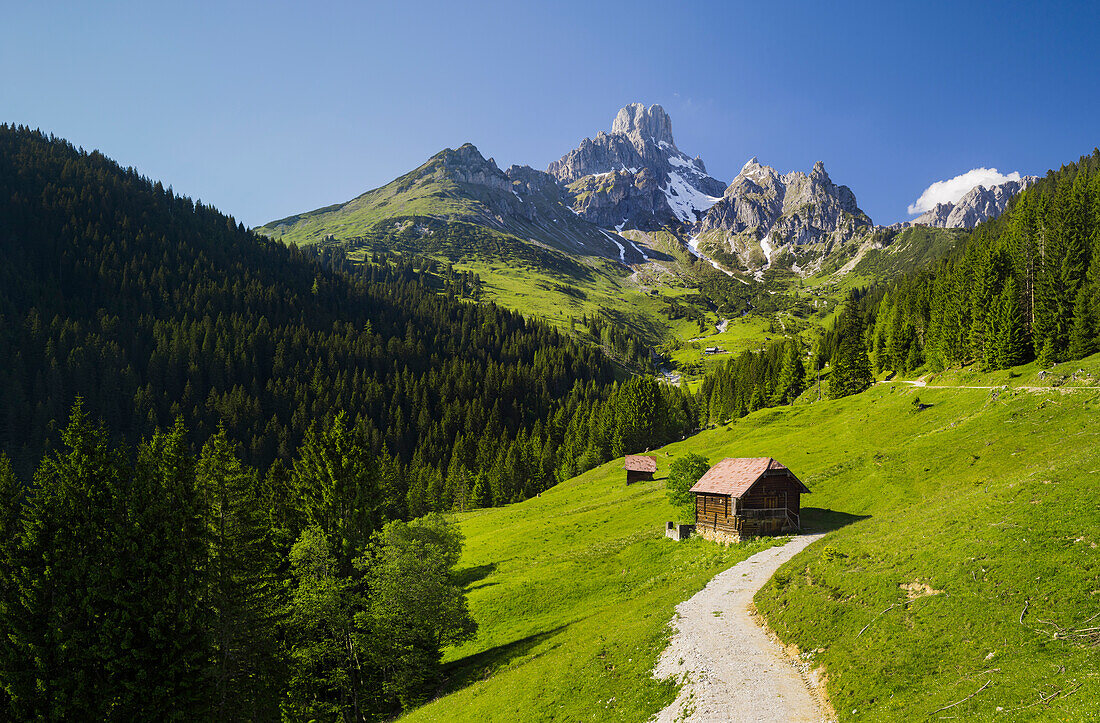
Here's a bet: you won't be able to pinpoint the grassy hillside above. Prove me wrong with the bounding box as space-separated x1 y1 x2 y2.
404 456 780 721
404 355 1100 721
755 364 1100 720
850 225 969 280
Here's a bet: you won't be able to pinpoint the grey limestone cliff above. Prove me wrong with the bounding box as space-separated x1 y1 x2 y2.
548 103 726 229
912 176 1038 228
701 157 872 246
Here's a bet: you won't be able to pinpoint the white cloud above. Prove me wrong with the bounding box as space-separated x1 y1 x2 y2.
907 168 1022 216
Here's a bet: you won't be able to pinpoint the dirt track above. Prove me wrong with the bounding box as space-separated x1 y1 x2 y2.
652 533 833 723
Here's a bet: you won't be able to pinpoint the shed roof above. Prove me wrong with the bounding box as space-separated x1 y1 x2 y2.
624 455 658 473
689 457 809 497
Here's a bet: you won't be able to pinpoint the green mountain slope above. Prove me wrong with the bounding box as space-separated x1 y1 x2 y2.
255 142 984 382
403 356 1100 722
256 143 630 261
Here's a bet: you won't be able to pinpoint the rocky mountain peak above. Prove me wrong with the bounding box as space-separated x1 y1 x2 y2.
547 103 725 230
702 158 871 256
912 176 1038 229
424 143 510 193
611 103 675 147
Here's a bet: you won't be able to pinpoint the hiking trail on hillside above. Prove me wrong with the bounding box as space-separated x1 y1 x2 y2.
878 379 1096 393
652 533 833 723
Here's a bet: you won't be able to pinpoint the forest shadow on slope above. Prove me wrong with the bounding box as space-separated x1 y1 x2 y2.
435 624 571 698
800 507 870 534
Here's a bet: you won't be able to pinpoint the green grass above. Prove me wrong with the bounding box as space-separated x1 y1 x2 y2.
851 226 969 280
668 315 778 373
755 357 1100 721
403 354 1100 722
402 458 781 721
450 256 694 346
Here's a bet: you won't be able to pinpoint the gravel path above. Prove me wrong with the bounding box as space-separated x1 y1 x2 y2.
878 379 1094 392
652 533 832 723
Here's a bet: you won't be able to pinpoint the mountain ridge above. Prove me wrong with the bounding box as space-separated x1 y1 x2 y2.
258 142 639 262
256 103 1037 286
909 175 1038 228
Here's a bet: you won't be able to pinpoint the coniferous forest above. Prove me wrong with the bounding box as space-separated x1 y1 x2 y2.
834 150 1100 375
0 125 699 719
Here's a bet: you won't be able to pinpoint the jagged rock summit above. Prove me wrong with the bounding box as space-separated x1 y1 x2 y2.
548 103 726 230
912 176 1038 228
701 156 872 246
611 102 676 146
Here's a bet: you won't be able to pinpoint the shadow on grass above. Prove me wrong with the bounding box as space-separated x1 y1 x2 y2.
454 563 497 589
466 581 498 593
437 624 571 697
801 507 870 534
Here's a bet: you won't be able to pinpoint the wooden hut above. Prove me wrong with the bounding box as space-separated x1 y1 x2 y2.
624 455 657 484
689 457 809 543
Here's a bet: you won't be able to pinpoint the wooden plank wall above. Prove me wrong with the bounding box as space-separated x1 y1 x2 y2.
694 471 804 536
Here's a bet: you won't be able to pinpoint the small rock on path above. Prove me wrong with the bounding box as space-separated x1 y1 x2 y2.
652 533 832 722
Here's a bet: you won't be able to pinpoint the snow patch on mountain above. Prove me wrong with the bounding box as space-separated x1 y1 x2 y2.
600 230 630 265
755 233 775 280
687 235 733 276
663 172 722 225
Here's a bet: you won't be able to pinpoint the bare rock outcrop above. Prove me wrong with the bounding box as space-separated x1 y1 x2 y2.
701 157 872 246
911 176 1038 228
548 103 726 229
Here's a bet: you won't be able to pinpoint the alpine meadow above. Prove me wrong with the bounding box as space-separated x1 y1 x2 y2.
3 3 1100 721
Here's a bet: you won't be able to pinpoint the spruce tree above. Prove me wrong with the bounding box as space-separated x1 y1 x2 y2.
292 413 381 575
828 300 873 399
994 278 1029 369
5 402 129 719
1067 283 1097 359
904 338 923 373
197 429 284 720
127 419 212 718
1038 337 1058 368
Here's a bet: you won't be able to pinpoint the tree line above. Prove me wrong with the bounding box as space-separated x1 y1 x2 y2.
0 404 475 720
844 150 1100 374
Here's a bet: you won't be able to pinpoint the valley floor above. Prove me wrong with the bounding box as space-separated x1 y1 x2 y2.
653 532 832 723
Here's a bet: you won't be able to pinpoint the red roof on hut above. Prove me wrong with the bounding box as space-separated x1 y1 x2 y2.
689 457 809 497
624 455 658 473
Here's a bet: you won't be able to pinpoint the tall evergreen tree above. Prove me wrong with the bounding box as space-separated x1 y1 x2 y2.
984 278 1029 369
828 299 873 399
292 413 382 575
197 429 284 720
1067 282 1098 359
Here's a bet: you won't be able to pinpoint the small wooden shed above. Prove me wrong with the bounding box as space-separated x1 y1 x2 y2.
689 457 809 544
624 455 657 484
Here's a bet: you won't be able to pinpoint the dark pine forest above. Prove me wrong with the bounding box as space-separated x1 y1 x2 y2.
0 125 698 720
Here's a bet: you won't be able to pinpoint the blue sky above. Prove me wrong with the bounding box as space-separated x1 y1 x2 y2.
3 1 1097 226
